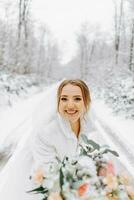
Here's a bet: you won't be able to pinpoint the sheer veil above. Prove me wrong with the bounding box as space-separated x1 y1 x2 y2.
0 80 64 200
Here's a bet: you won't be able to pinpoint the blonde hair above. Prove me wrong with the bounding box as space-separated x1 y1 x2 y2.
57 79 91 112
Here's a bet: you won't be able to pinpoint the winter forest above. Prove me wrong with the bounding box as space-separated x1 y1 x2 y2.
0 0 134 179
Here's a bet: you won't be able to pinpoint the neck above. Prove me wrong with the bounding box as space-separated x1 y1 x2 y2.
70 119 80 138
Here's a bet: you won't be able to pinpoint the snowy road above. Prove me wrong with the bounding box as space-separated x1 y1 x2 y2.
0 92 134 179
0 89 48 158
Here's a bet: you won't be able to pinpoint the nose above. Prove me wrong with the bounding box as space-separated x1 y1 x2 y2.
67 99 75 108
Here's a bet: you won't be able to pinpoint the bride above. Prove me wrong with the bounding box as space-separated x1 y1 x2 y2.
0 79 133 200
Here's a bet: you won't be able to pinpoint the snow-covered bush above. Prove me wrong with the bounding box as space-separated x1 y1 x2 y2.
103 75 134 119
0 70 41 107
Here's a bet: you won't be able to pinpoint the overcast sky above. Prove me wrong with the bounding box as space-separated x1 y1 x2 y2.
0 0 115 63
31 0 115 63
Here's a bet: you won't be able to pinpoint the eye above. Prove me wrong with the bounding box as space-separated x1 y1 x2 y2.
60 97 68 101
74 97 82 101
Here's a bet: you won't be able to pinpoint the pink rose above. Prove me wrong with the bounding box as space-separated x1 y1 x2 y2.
78 183 90 197
106 161 115 176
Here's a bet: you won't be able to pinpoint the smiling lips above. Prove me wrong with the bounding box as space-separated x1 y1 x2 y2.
65 110 78 115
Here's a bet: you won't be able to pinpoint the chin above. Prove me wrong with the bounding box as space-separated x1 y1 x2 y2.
67 116 80 123
61 112 81 123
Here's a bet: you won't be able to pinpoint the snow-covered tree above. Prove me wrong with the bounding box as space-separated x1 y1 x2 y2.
76 23 100 80
127 0 134 72
112 0 126 65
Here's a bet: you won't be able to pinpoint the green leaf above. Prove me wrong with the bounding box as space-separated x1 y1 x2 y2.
56 156 61 163
59 167 64 189
87 140 100 150
27 186 48 194
81 134 89 144
107 149 119 157
79 145 92 157
27 186 43 193
81 135 100 150
42 197 48 200
102 149 119 157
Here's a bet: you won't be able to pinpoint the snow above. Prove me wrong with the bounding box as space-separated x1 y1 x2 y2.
93 100 134 150
0 85 55 157
102 75 134 119
0 70 51 158
92 100 134 177
0 71 41 109
0 91 42 156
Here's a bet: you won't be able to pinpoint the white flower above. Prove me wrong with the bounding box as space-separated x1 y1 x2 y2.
78 156 96 175
43 179 54 190
62 182 70 190
118 190 130 199
63 192 76 200
43 173 59 190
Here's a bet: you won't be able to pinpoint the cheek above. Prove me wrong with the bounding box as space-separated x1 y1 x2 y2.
79 102 86 111
58 102 65 113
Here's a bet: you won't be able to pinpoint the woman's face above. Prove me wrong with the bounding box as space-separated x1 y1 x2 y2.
58 84 86 124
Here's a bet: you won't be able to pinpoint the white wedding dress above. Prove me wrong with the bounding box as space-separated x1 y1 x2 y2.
0 81 122 200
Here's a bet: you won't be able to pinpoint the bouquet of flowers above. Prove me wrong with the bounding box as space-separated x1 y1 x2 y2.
28 135 134 200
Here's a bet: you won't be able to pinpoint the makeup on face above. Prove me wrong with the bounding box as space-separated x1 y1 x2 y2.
58 84 86 124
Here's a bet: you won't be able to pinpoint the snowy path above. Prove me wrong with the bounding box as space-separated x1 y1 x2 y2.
0 93 134 179
0 88 49 158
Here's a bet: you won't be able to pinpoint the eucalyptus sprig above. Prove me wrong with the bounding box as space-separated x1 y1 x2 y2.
27 186 48 200
80 134 119 158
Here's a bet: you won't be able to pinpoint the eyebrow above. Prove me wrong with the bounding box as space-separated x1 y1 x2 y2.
73 95 82 97
60 95 82 97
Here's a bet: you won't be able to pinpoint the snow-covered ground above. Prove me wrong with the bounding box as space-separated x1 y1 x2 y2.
0 88 50 158
93 100 134 150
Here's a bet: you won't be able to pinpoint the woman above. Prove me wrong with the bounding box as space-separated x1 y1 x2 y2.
31 79 94 177
0 79 96 200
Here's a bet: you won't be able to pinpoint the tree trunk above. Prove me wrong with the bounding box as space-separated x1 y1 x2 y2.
113 0 124 64
18 0 31 42
129 19 134 72
89 40 95 61
18 0 22 42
